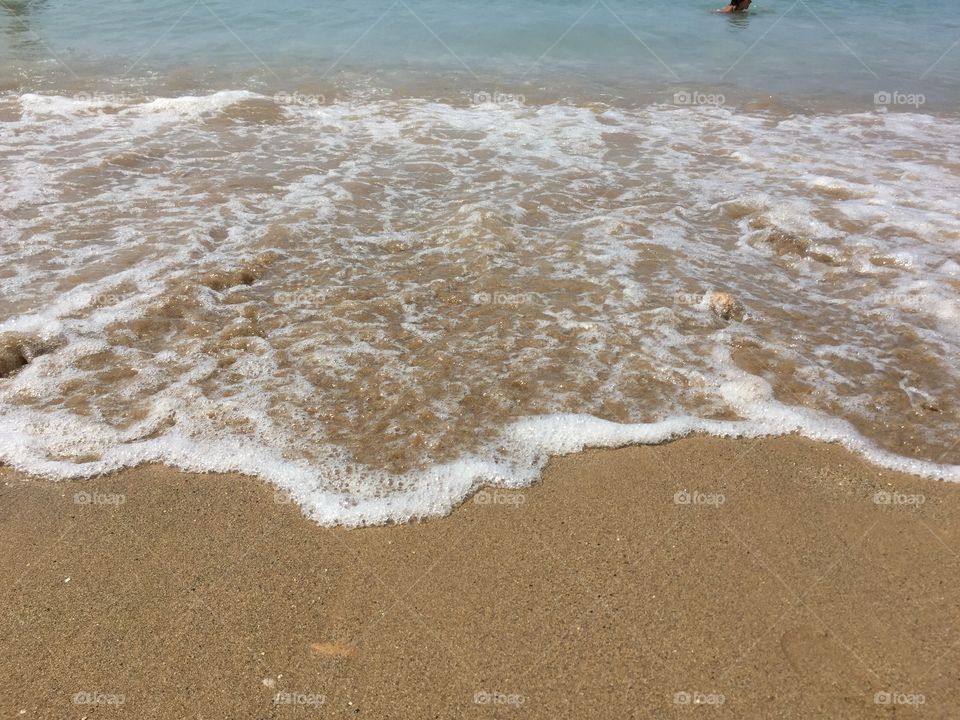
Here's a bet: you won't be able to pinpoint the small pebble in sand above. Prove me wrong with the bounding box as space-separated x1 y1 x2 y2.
704 291 743 321
310 642 354 657
0 343 28 378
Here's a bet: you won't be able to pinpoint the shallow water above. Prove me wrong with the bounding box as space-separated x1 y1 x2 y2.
2 0 959 107
1 1 959 524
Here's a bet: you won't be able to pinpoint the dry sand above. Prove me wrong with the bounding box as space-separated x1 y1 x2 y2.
1 435 958 719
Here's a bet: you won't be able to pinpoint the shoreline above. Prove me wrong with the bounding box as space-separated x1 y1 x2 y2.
2 434 958 718
4 76 960 115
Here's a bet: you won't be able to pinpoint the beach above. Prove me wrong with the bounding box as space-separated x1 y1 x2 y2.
3 2 960 523
3 435 958 718
3 1 960 716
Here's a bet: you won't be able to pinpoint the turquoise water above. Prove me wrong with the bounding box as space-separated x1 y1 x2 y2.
2 0 959 106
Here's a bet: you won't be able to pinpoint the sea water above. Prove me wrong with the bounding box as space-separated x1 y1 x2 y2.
1 0 959 105
1 0 958 525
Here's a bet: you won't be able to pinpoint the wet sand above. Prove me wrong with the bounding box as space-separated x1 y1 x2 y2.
1 435 958 719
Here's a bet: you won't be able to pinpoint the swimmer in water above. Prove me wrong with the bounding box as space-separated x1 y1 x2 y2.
720 0 752 12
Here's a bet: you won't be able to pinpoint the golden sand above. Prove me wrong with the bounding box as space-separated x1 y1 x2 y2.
1 435 958 718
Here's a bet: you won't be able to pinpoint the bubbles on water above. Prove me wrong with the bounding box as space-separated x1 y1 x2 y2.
1 91 959 524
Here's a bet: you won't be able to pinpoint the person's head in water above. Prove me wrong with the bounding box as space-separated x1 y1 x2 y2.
720 0 752 12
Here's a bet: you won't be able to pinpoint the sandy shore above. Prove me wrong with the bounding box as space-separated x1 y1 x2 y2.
1 435 958 718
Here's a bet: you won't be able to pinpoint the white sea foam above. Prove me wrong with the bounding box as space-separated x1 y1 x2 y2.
0 403 957 527
133 91 260 117
1 92 959 525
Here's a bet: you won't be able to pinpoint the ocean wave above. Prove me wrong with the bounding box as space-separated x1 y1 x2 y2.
2 91 958 525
